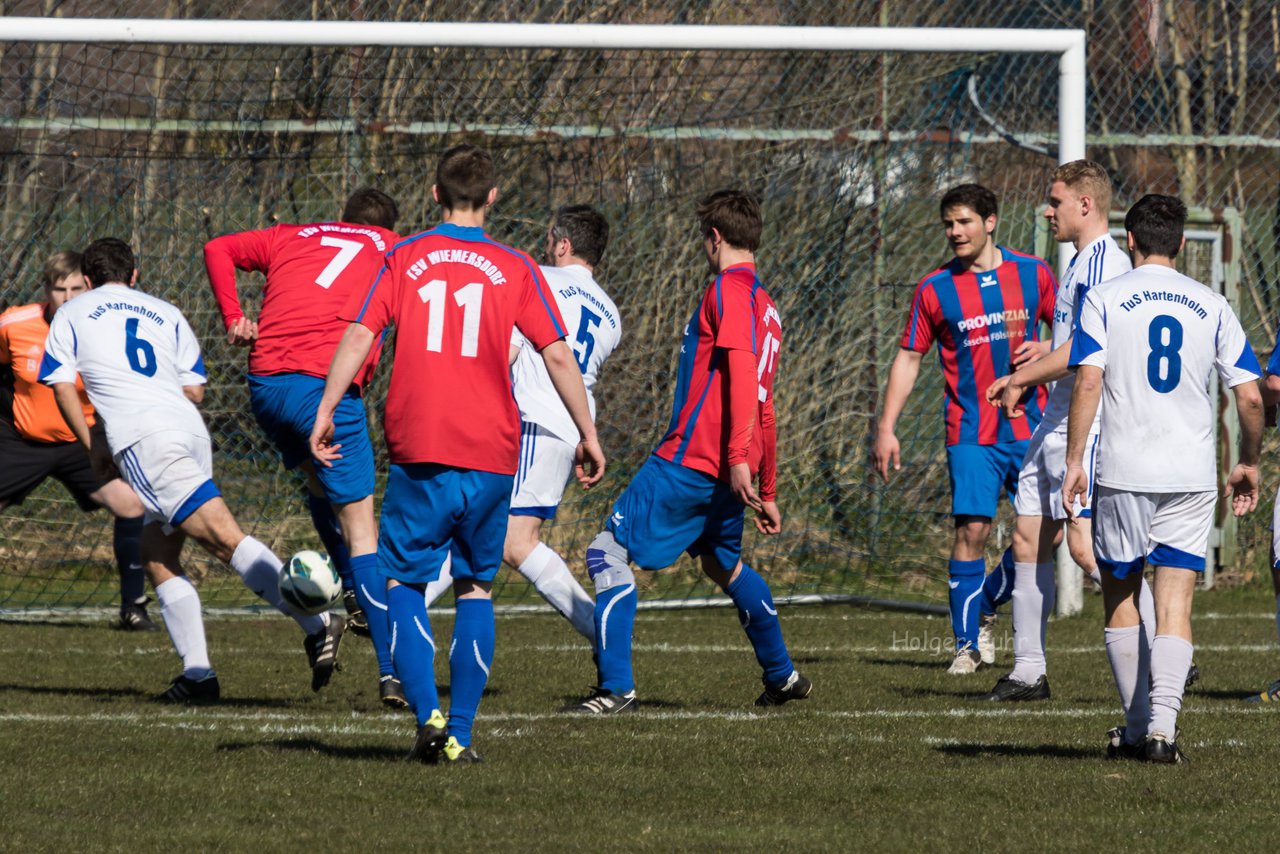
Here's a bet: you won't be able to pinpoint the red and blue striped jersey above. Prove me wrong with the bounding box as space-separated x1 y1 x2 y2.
655 263 780 482
899 246 1057 446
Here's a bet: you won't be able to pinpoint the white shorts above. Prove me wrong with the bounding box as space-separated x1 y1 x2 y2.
115 430 220 532
1092 485 1215 579
510 422 575 520
1014 428 1099 521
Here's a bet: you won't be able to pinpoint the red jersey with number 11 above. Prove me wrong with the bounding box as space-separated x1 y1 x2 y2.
344 223 568 474
204 222 399 389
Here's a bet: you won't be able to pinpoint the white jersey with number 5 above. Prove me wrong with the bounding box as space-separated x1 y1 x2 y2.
1070 264 1259 492
510 264 621 443
39 283 209 453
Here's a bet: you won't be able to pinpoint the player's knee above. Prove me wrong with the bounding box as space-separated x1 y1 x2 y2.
586 531 633 593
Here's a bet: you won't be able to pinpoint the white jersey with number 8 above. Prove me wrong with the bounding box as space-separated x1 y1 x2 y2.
1069 264 1259 493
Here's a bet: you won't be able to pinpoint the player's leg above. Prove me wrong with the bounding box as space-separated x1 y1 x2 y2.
564 456 705 714
944 443 1005 673
505 515 595 642
1245 489 1280 701
143 523 219 702
1092 486 1154 757
301 469 356 615
86 477 152 630
981 510 1057 701
977 439 1032 666
1143 490 1215 763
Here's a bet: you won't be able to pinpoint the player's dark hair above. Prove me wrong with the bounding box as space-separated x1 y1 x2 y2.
435 144 495 211
1124 194 1186 259
551 204 610 267
939 184 998 221
342 188 399 230
81 238 136 287
696 189 762 252
42 250 82 289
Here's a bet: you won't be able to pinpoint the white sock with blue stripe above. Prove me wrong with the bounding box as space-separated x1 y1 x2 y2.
519 543 595 642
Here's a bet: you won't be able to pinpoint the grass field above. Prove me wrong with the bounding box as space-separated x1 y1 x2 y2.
3 585 1280 851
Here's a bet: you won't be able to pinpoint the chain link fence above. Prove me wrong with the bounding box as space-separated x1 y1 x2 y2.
0 0 1277 611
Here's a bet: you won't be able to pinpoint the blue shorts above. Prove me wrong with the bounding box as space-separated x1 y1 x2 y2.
377 462 513 585
248 373 375 505
946 441 1028 519
607 455 745 572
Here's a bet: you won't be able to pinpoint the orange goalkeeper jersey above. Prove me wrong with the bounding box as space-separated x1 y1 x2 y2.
0 302 94 443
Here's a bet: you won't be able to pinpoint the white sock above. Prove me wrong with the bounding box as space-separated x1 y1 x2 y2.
230 536 324 636
1148 634 1193 738
1104 625 1150 744
1274 593 1280 648
1009 562 1054 684
422 553 454 608
519 542 596 642
1089 568 1102 586
1137 575 1157 649
155 576 212 677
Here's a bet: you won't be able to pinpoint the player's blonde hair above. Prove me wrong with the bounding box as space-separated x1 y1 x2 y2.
41 250 82 289
1052 160 1113 216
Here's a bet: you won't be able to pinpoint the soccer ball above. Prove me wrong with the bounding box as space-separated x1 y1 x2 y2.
279 550 341 616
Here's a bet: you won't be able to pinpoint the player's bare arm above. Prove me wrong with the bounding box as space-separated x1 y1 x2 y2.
539 338 605 487
989 338 1074 418
1062 363 1103 521
226 316 258 347
1011 338 1052 368
1225 380 1264 517
1261 372 1280 428
183 385 205 405
873 347 923 482
50 381 118 481
310 322 375 466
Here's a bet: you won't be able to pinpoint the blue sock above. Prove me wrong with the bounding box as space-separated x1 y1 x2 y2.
588 546 637 695
448 598 495 748
726 564 795 687
351 552 393 676
948 558 986 650
113 515 145 605
306 492 353 590
386 581 439 726
980 547 1015 616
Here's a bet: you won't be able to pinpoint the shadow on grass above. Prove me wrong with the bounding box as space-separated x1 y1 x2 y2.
863 656 945 670
0 681 149 700
934 742 1097 760
217 737 404 761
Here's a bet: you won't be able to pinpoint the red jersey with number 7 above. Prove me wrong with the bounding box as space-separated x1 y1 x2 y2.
343 223 568 473
204 222 399 389
654 263 781 483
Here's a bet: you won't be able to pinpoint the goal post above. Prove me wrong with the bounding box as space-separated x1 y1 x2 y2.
0 18 1087 616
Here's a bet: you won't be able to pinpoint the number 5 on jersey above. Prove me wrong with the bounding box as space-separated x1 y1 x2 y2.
417 279 484 358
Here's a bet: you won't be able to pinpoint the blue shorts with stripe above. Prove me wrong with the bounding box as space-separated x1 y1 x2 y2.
248 373 375 505
377 462 513 585
946 440 1027 519
607 454 744 572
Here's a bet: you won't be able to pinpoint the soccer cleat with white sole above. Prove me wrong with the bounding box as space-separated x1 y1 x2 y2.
947 647 982 675
406 710 448 764
977 613 997 665
755 670 813 707
560 687 638 715
1105 726 1145 761
303 614 346 692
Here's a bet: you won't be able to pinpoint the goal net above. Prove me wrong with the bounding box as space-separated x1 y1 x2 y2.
0 18 1083 614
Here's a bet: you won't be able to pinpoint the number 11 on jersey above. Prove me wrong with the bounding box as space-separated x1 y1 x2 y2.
417 279 484 358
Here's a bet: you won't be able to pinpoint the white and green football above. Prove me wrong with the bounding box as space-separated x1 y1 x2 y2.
279 549 341 616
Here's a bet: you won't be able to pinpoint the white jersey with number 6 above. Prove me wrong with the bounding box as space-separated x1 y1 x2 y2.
1069 264 1259 493
40 283 209 454
510 264 621 443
